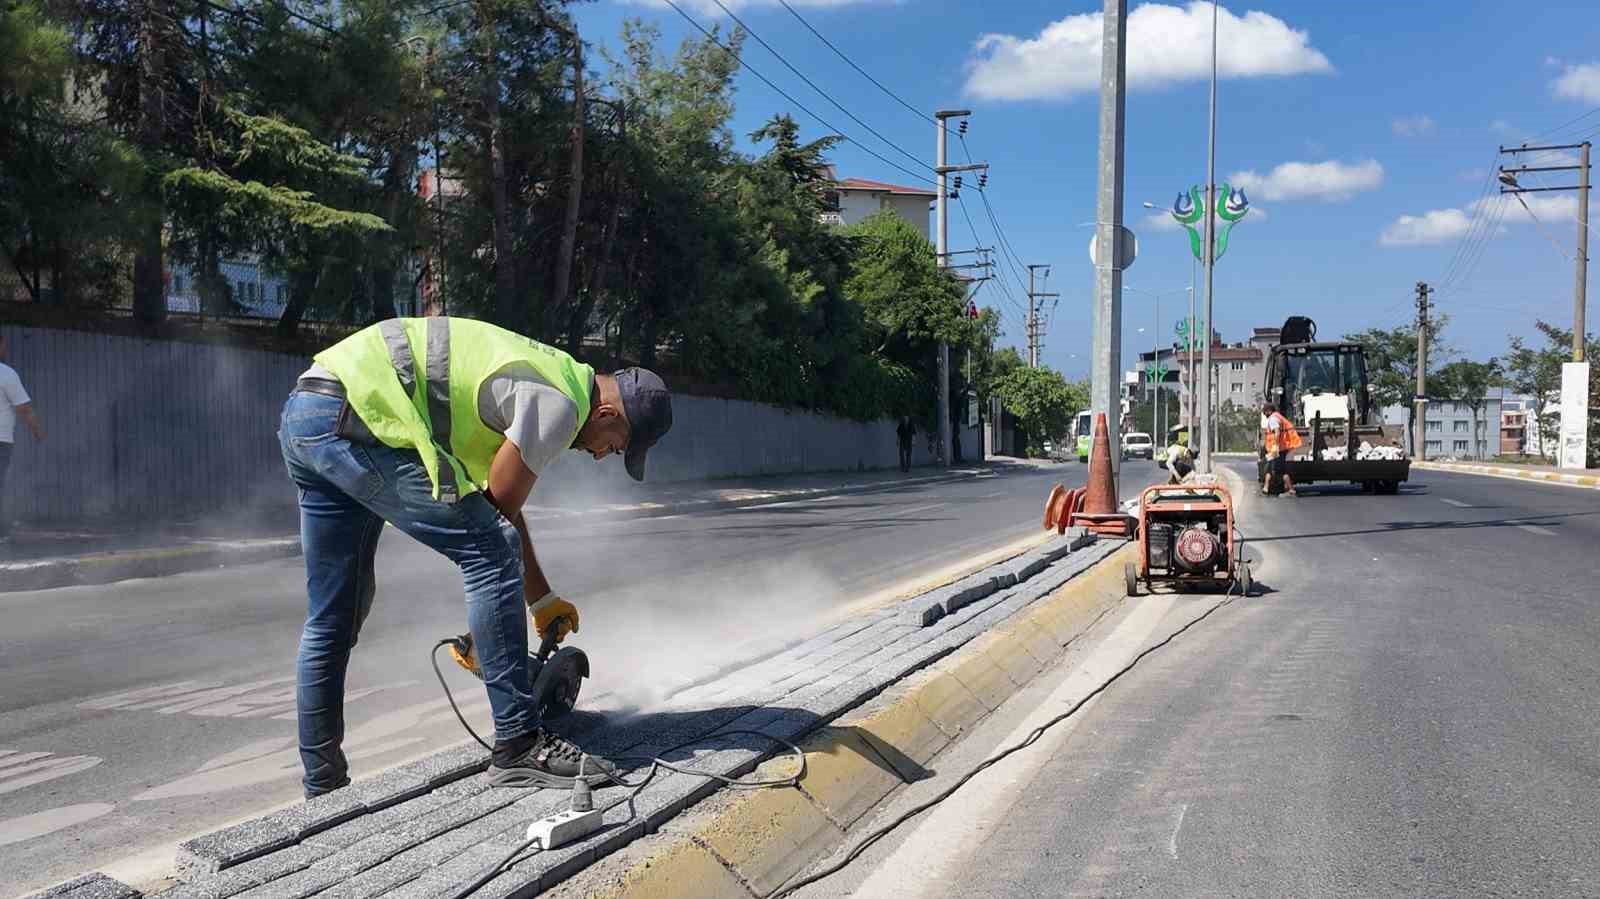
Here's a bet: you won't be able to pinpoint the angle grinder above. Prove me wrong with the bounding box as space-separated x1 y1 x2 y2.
444 616 589 718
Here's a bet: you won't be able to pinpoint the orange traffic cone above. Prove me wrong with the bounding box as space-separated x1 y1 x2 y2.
1069 413 1134 537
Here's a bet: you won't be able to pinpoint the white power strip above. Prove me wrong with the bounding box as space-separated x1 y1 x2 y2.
525 807 604 850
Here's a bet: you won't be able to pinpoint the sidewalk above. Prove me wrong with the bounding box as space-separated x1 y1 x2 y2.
0 464 995 593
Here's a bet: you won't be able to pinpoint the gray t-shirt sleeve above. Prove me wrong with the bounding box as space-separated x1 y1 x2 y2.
478 365 583 475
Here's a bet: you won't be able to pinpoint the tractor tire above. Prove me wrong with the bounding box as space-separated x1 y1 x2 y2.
1125 561 1139 597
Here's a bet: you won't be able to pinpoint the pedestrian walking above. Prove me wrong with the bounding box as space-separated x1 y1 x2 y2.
279 317 672 798
0 334 46 542
896 417 914 472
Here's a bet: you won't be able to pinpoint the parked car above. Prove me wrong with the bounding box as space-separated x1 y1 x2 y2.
1123 431 1154 460
1046 441 1071 462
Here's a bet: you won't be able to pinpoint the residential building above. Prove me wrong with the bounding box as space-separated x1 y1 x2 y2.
821 169 936 241
1387 397 1504 460
1500 397 1527 455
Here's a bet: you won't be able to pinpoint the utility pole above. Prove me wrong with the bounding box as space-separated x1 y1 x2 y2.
1026 264 1059 367
1415 281 1431 461
935 109 988 467
1577 141 1590 362
1499 140 1592 467
1197 0 1218 472
1090 0 1128 481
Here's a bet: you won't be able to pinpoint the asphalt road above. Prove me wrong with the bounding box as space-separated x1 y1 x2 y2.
834 464 1600 898
0 459 1119 897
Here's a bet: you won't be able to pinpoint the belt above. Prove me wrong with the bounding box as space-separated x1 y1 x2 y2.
296 376 346 399
293 377 377 444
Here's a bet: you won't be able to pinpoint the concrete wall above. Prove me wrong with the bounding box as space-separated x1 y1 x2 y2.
834 192 933 242
0 325 977 525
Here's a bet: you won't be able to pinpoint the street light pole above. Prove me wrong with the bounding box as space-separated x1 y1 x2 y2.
1198 0 1219 472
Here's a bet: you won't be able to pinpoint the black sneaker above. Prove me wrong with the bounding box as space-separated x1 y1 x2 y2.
487 729 616 789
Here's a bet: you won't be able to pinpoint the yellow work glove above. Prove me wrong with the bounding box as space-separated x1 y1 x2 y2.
447 633 483 679
529 592 580 643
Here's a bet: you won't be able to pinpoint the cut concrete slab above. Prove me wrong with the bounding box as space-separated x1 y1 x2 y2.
19 873 142 899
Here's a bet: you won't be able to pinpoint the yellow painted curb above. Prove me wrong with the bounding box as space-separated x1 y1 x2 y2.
577 837 751 899
1413 460 1600 490
588 540 1133 899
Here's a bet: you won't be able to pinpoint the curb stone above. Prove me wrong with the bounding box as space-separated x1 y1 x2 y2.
0 471 983 594
18 873 143 899
1412 459 1600 490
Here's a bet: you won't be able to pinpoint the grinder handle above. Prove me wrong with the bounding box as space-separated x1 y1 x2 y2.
535 615 570 661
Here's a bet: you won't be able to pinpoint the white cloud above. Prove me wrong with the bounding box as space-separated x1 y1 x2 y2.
1226 159 1384 202
1380 209 1472 246
1475 192 1581 225
1545 56 1563 67
1552 62 1600 103
1380 193 1591 248
1144 212 1181 232
963 2 1332 101
1391 115 1435 138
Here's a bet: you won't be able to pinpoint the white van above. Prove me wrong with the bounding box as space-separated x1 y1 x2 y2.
1122 431 1154 460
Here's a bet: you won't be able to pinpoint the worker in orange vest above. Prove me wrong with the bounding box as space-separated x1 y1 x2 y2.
1261 402 1302 497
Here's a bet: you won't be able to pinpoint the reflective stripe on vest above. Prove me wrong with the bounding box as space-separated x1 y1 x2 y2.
377 318 458 501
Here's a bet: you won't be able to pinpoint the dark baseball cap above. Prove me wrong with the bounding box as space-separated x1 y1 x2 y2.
615 367 673 481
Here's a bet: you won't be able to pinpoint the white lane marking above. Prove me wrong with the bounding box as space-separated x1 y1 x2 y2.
853 595 1180 899
0 751 52 771
1168 803 1190 859
1440 498 1472 508
78 678 415 719
1516 524 1556 536
975 491 1007 499
0 803 115 847
132 695 489 801
0 752 103 795
891 502 948 517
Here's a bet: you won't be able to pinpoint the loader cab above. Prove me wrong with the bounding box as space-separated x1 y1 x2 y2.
1264 342 1375 426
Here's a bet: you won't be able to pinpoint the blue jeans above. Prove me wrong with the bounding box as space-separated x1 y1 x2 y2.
278 390 538 797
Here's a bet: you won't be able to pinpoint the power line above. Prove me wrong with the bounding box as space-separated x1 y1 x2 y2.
773 0 940 130
706 0 934 176
659 0 937 189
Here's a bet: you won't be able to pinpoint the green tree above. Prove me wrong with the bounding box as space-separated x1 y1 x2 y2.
993 365 1085 456
1506 320 1599 465
1344 317 1450 437
1433 358 1500 459
1504 325 1567 460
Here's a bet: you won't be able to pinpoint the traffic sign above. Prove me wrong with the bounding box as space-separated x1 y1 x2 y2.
1088 227 1138 270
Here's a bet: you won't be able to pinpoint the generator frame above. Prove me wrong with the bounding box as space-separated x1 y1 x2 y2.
1125 483 1250 596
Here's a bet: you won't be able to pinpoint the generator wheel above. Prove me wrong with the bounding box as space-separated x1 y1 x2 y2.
1237 561 1253 597
1124 561 1139 597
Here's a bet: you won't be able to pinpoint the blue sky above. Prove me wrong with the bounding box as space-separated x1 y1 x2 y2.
570 0 1600 379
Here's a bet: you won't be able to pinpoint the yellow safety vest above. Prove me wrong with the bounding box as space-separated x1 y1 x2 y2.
314 317 594 501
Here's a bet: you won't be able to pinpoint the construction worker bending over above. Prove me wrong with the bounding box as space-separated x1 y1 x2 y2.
278 317 672 798
1260 402 1301 497
1164 435 1194 484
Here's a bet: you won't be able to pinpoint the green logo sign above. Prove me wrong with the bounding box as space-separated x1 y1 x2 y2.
1169 185 1250 261
1144 363 1169 384
1174 318 1208 351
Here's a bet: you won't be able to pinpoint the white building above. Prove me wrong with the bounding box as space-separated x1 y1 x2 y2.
822 172 935 241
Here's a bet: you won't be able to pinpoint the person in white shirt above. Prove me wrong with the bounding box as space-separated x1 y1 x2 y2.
0 334 46 541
